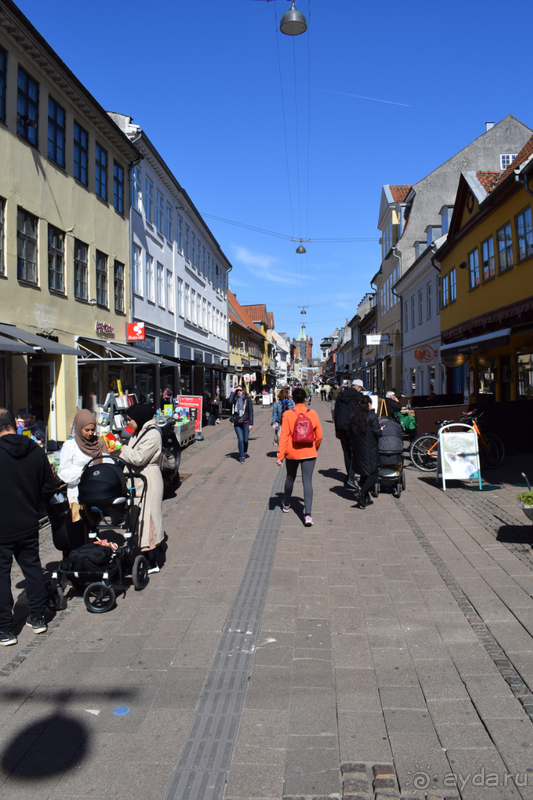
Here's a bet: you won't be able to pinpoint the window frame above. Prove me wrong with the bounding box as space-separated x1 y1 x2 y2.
410 296 415 329
185 283 191 320
17 207 38 284
468 247 480 290
73 121 88 186
177 277 183 316
404 301 408 333
74 238 88 301
0 45 6 123
156 261 164 307
96 250 108 307
113 161 124 215
418 289 423 325
497 222 513 273
426 282 432 319
156 190 163 235
516 206 533 263
47 96 66 168
166 268 174 312
132 244 142 296
177 216 183 253
114 260 124 313
442 273 449 308
145 253 154 302
449 267 456 302
48 224 65 294
481 235 495 281
95 143 108 202
0 197 5 276
132 166 141 213
17 66 39 147
165 203 172 242
144 176 153 224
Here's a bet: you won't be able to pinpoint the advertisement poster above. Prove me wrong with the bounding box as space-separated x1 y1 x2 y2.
177 395 203 434
439 429 481 491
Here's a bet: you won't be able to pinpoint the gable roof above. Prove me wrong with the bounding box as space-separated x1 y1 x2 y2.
241 304 268 326
476 171 501 193
389 185 412 203
496 134 533 185
267 311 275 330
227 291 261 335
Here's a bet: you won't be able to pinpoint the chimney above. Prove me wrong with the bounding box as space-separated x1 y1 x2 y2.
486 121 495 131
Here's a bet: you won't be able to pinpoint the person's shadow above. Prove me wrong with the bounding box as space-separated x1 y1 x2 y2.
318 467 346 483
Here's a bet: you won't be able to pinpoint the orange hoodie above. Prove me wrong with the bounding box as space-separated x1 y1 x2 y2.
277 403 322 462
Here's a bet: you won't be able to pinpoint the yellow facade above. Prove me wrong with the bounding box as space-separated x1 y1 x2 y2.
0 4 139 438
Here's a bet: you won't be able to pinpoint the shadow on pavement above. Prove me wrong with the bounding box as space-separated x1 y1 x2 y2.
318 467 346 483
497 525 533 546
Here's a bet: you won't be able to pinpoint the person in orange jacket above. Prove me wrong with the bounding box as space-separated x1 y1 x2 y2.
277 386 322 527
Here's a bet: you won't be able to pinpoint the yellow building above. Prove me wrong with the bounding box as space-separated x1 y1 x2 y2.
240 303 275 388
227 292 265 391
438 136 533 404
0 0 140 439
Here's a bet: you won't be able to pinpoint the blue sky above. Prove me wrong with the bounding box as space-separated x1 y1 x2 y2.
17 0 533 351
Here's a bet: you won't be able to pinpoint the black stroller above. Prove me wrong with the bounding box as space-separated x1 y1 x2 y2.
47 456 149 613
375 417 406 498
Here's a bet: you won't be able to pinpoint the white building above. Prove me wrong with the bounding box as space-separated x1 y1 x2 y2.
108 115 231 403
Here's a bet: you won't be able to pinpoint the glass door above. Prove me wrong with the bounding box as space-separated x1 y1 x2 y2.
27 361 56 441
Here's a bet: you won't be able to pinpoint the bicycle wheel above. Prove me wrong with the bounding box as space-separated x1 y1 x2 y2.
479 432 505 469
410 434 439 472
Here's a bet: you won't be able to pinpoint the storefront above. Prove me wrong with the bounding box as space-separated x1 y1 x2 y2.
441 328 512 404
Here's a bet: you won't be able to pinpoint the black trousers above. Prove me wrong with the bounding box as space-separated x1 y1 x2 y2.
360 469 379 495
337 430 355 479
0 533 48 630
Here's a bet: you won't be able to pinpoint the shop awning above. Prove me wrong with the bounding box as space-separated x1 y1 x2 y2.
0 338 35 354
0 322 83 356
441 328 511 356
77 338 177 368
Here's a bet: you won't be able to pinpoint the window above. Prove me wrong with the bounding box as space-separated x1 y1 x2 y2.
17 208 38 283
202 298 207 328
96 250 108 306
48 225 64 293
191 233 196 267
442 273 449 307
47 97 65 167
145 177 153 223
74 239 88 300
481 236 495 281
113 162 124 214
427 282 432 319
132 166 141 212
441 207 451 235
404 301 408 333
197 240 201 272
516 206 533 262
501 154 517 170
166 204 172 241
185 283 190 320
156 262 164 306
156 191 163 234
468 247 480 289
0 198 4 275
166 269 174 312
132 244 142 295
208 302 212 332
185 225 190 261
449 267 456 302
177 216 183 253
178 278 183 316
95 144 108 201
437 275 441 314
207 255 211 282
497 222 513 272
114 261 124 313
17 67 38 146
411 296 415 329
191 289 196 323
145 254 154 301
197 293 201 326
0 46 6 123
202 247 206 276
418 290 423 325
73 122 88 186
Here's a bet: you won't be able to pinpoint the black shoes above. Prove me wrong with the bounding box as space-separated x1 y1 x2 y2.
345 477 358 490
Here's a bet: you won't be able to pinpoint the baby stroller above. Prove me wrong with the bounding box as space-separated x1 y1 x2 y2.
47 456 149 613
375 417 406 498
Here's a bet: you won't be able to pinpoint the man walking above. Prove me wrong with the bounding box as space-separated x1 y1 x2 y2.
0 408 56 645
333 379 367 488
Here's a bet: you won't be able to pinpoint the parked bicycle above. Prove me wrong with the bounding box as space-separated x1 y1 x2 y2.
410 409 505 472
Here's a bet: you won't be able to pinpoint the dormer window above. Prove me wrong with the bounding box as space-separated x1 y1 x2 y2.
426 225 442 246
440 205 454 235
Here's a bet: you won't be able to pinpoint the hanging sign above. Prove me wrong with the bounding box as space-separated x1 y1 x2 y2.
126 322 145 341
366 334 389 346
415 345 437 363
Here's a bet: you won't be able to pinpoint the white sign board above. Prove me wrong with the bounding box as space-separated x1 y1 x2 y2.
366 334 390 346
438 426 481 491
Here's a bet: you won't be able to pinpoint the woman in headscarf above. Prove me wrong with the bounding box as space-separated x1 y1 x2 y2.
119 404 164 573
58 409 107 521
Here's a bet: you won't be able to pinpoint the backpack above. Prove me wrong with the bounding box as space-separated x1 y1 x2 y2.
292 409 314 445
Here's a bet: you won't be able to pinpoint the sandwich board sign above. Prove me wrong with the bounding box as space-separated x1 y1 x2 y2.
438 424 481 492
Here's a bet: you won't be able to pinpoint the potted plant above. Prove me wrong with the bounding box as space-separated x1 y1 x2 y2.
517 488 533 521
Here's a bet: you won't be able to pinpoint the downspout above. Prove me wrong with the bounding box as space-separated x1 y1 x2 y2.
391 246 403 393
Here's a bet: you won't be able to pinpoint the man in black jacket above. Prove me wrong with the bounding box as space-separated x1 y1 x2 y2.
0 408 56 645
333 379 367 488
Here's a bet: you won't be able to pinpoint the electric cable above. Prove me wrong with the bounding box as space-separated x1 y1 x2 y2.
274 3 295 239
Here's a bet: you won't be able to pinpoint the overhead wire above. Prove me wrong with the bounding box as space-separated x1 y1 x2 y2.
199 212 377 241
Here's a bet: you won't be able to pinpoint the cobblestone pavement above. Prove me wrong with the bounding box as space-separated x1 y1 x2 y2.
1 403 533 800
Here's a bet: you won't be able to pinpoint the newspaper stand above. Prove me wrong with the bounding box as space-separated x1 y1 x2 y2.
437 423 482 492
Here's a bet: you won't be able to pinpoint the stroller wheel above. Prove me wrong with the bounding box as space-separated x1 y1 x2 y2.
132 555 149 590
84 582 115 613
401 470 406 491
46 583 64 611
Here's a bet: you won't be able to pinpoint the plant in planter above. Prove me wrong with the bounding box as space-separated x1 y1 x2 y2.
517 488 533 520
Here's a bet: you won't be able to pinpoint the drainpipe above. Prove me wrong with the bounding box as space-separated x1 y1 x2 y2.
391 246 403 393
515 168 533 198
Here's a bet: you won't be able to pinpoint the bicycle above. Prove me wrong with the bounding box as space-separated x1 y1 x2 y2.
410 409 505 472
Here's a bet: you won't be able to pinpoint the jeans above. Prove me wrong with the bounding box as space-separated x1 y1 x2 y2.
0 533 48 630
234 422 250 460
284 458 316 514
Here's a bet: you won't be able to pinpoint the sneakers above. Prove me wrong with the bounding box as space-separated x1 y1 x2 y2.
282 503 290 513
304 515 313 527
0 630 17 646
345 477 358 490
147 564 160 574
239 457 245 464
26 616 47 634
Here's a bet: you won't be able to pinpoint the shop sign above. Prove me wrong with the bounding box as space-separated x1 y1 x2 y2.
415 345 437 363
126 322 145 341
250 359 260 367
442 353 467 369
177 395 203 433
366 334 389 346
96 321 114 336
221 358 230 369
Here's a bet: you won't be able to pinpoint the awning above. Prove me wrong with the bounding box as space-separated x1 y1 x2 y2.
77 338 177 368
0 322 83 356
441 328 511 356
0 338 35 354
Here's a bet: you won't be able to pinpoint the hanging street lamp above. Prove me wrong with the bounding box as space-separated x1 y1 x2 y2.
280 1 307 35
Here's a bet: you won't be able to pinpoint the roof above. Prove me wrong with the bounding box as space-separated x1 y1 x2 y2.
495 134 533 186
227 291 262 335
389 185 412 203
267 311 275 330
240 304 268 326
476 171 501 193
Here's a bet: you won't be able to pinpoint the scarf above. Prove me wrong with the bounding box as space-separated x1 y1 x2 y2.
73 409 102 458
127 403 155 435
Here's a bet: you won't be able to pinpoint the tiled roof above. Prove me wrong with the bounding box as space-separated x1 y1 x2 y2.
228 291 261 334
241 304 267 325
389 185 412 203
476 171 501 192
267 311 275 329
496 134 533 186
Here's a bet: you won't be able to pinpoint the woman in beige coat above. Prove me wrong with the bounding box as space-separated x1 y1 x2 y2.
120 404 164 573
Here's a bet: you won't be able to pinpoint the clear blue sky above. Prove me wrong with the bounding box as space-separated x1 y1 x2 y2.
17 0 533 351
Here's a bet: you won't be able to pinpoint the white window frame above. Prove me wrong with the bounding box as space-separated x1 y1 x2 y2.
145 177 153 224
185 283 191 320
427 282 432 319
133 244 142 296
178 278 183 316
133 167 141 213
191 289 197 324
157 262 164 307
156 191 164 235
146 254 154 302
166 269 174 312
177 216 183 253
208 302 212 332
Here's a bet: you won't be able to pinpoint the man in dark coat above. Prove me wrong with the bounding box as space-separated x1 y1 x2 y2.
0 408 57 645
333 379 367 488
351 399 383 507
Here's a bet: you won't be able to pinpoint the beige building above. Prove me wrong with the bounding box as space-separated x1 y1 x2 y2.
0 0 140 440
